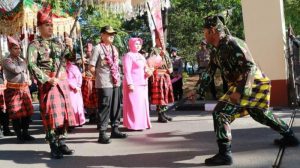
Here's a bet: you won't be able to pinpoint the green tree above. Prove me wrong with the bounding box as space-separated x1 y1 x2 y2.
284 0 300 34
168 0 243 66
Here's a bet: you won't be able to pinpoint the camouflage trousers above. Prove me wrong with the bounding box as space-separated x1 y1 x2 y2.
45 127 68 144
156 105 168 113
213 101 290 143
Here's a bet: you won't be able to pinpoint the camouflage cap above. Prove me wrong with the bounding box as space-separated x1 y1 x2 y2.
203 15 225 31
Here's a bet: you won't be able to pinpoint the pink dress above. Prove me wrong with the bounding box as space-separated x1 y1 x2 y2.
66 61 86 126
122 38 151 130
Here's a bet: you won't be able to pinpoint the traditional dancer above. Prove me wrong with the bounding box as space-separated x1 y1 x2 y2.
149 47 174 123
3 36 33 142
82 43 98 124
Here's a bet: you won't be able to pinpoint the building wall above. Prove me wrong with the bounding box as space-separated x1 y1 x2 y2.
241 0 288 106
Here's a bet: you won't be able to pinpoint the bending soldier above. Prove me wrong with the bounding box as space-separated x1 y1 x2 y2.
196 15 299 166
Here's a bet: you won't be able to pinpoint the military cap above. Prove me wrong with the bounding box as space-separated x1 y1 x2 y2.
203 14 225 29
170 47 178 52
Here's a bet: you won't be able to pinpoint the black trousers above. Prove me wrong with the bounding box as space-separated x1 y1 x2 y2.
0 110 9 129
97 87 121 131
172 78 183 100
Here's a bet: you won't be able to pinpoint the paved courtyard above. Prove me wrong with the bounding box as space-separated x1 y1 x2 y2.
0 108 299 168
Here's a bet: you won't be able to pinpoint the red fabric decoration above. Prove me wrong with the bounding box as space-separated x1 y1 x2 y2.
37 5 53 26
7 36 19 49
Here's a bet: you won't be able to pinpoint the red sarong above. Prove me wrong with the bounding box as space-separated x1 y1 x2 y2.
82 77 98 108
38 80 76 131
4 84 33 119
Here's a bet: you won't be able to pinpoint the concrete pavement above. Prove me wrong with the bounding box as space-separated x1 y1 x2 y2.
0 108 299 168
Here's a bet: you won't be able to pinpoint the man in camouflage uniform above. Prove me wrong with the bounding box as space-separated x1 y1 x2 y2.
197 15 299 166
27 6 76 159
3 36 34 142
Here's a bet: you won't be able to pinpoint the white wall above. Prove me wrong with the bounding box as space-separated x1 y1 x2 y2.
241 0 287 80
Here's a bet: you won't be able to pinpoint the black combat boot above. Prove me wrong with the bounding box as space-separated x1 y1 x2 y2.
12 119 23 142
157 113 168 123
274 130 299 147
50 141 63 159
162 112 173 121
205 142 233 166
58 139 74 155
111 127 127 139
22 129 35 141
98 130 111 144
0 127 3 138
0 112 13 136
22 118 35 141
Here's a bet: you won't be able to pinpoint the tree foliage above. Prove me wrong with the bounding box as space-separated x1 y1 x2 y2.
34 0 300 59
284 0 300 34
168 0 243 64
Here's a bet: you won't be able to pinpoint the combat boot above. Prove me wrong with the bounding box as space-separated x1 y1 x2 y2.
12 119 23 142
0 128 3 138
22 129 35 141
98 130 111 144
274 130 299 147
50 142 63 159
162 112 173 121
157 113 168 123
1 112 13 136
111 127 127 139
58 139 74 155
205 142 233 166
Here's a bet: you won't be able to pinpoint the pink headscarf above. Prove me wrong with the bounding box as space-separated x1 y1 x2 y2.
128 38 143 53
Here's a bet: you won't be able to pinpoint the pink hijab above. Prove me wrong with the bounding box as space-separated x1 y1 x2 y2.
128 38 143 53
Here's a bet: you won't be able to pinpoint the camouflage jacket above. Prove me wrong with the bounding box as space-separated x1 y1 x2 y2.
198 35 256 96
27 36 71 84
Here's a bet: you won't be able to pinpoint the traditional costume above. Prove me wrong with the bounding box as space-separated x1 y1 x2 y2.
27 6 76 159
81 43 98 124
149 47 174 123
3 36 34 141
122 38 151 130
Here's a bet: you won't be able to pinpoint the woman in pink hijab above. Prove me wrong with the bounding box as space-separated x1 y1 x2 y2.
66 55 86 127
122 38 153 130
